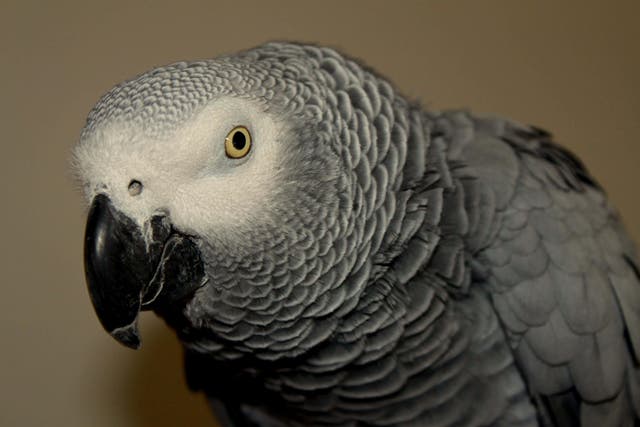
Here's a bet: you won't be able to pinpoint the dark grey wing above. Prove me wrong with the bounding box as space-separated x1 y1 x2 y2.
449 115 640 426
184 351 285 427
207 399 259 427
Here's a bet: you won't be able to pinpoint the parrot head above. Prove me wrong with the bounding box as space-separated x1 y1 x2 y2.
73 43 387 353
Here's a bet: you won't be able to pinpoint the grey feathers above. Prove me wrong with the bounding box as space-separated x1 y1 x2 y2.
470 120 640 425
78 42 640 426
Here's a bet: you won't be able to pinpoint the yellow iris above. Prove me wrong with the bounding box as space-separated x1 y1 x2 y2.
225 126 252 159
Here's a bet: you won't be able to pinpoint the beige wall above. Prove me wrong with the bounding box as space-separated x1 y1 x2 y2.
1 1 638 426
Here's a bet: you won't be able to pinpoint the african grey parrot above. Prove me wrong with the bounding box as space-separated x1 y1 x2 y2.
73 42 640 426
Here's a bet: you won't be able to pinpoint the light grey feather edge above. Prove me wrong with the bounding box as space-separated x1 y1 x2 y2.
447 112 640 426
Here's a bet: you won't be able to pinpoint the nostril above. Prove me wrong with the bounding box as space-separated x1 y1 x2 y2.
128 180 143 196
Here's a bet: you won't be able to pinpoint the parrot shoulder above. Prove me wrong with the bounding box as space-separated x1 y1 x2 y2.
435 111 640 425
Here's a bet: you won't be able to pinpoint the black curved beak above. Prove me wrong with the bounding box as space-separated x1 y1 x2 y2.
84 194 205 349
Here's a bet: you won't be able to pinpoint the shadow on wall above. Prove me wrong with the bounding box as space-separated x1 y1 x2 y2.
125 321 220 427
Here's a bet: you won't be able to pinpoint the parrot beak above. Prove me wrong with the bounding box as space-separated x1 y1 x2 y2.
83 194 206 349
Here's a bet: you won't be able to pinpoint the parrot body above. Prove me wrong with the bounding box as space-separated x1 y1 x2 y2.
74 42 640 426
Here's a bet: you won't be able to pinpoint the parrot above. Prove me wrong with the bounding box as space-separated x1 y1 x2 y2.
73 42 640 427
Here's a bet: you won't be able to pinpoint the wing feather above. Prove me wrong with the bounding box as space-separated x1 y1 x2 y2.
457 115 640 425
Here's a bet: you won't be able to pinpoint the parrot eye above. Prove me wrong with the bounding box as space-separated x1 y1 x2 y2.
225 126 252 159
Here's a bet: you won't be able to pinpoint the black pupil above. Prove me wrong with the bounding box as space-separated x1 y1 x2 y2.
232 131 246 150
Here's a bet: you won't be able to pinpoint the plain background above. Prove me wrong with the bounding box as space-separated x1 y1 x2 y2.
1 1 638 426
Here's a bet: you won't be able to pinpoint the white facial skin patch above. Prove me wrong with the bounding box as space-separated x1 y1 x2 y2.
73 97 290 244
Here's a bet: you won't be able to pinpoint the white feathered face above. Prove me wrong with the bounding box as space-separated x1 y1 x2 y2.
75 79 348 349
74 97 293 245
74 45 369 351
